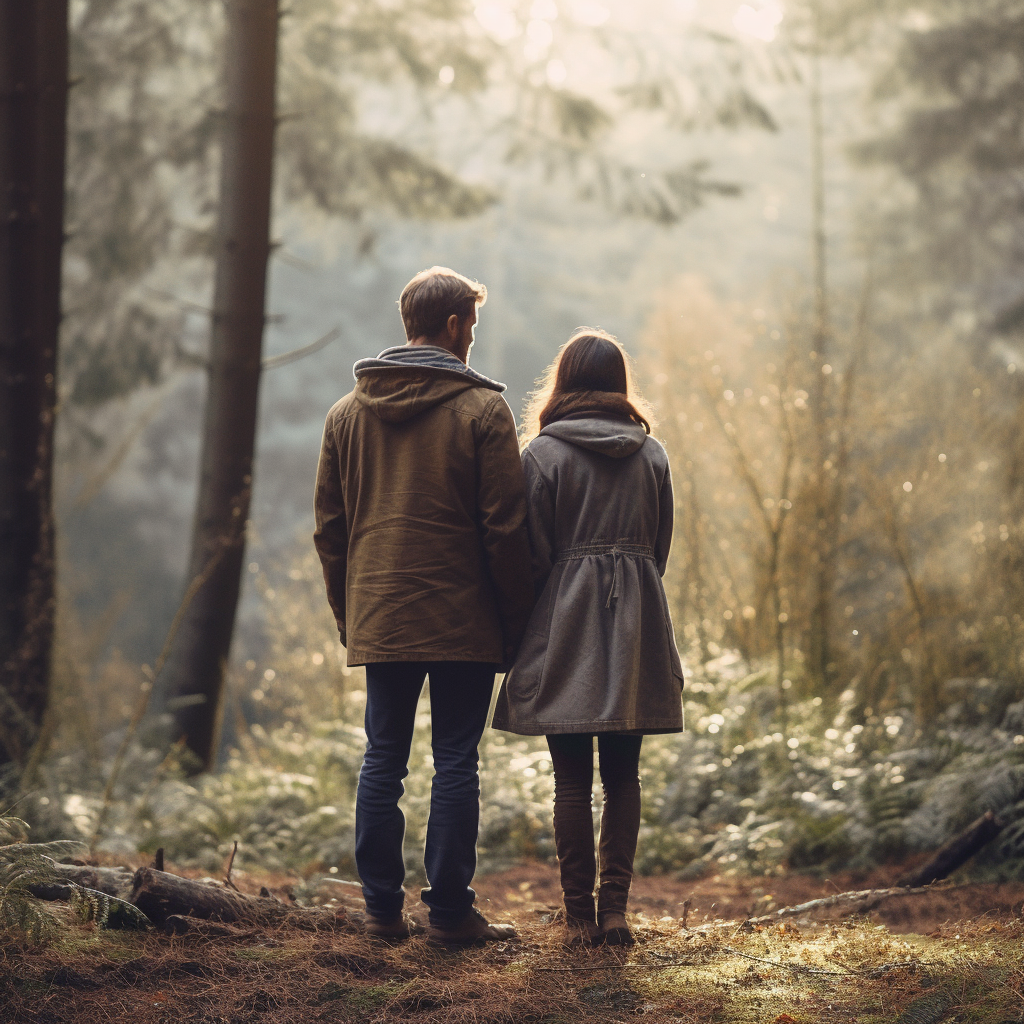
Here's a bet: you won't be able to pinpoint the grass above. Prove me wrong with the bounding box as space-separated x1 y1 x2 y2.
2 903 1022 1023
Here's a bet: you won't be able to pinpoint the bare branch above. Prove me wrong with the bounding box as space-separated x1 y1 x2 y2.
262 326 341 370
143 286 215 317
703 388 774 534
74 386 174 507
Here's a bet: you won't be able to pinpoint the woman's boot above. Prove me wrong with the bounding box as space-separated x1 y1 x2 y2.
597 909 633 946
595 739 642 946
548 735 600 942
560 912 602 948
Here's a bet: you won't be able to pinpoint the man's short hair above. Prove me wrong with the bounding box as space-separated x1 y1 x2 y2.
399 266 487 340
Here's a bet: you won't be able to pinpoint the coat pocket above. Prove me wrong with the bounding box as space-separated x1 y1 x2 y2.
510 583 558 703
669 628 686 688
659 588 685 685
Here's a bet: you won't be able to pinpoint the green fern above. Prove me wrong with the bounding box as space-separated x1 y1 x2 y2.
0 890 59 944
0 812 86 943
0 813 151 937
0 815 29 844
70 886 150 930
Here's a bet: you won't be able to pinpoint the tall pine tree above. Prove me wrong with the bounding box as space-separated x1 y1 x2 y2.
0 0 70 768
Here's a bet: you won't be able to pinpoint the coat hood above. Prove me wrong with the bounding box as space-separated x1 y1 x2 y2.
352 345 505 423
539 414 648 457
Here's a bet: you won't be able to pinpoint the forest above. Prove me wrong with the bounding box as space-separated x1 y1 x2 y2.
2 0 1024 1021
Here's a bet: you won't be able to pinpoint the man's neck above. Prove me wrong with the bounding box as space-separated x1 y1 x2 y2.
407 337 467 364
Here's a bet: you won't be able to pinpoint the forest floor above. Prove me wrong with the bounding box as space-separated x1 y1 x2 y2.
3 861 1024 1024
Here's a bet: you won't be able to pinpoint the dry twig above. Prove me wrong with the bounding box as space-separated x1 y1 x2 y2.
224 841 240 892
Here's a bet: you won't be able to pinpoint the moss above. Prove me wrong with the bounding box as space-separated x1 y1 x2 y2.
52 932 143 958
343 981 404 1010
630 920 1024 1023
308 980 402 1011
100 941 147 962
13 978 50 995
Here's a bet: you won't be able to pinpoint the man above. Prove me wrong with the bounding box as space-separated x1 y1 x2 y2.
314 266 534 943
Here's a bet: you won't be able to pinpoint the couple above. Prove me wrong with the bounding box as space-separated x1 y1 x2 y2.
313 266 684 947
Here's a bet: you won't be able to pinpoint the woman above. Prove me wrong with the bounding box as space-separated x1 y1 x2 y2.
493 328 685 947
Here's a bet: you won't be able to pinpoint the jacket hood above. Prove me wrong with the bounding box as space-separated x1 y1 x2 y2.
352 345 505 423
539 414 648 457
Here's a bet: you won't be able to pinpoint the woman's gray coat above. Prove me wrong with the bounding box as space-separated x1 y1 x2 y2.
492 414 685 735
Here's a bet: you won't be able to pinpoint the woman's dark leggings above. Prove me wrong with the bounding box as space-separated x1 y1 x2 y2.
545 733 643 924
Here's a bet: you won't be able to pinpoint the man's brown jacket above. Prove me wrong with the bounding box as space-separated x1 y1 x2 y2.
313 346 535 666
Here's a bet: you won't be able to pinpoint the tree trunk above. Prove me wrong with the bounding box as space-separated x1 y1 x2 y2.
162 0 279 771
807 10 837 693
0 0 69 767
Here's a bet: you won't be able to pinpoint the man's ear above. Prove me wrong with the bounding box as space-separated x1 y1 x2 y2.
446 313 460 341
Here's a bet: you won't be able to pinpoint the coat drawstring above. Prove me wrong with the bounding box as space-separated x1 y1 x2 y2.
606 547 622 609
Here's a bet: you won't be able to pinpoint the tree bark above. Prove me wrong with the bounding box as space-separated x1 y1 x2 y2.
162 0 280 771
0 0 69 767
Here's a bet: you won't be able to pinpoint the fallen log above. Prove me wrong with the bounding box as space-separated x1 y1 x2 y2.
130 867 343 930
28 858 135 901
898 810 1004 888
740 885 935 928
688 812 1008 933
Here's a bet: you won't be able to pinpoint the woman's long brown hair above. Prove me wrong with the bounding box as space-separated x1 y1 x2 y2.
520 328 655 446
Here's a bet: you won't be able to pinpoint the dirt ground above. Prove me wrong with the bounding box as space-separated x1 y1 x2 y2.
4 859 1024 1023
477 860 1024 936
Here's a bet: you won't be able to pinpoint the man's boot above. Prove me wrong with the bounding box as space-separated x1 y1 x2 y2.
426 908 516 946
597 910 634 946
364 914 425 941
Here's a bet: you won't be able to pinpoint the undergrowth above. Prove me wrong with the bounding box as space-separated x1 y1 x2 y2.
0 814 85 944
0 813 147 944
10 626 1024 895
21 649 1024 888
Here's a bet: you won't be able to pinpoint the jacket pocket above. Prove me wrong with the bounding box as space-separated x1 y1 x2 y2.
511 667 542 703
659 588 685 685
670 632 685 688
508 631 547 701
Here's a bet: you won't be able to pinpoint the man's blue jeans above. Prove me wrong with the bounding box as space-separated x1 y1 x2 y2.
355 661 496 926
